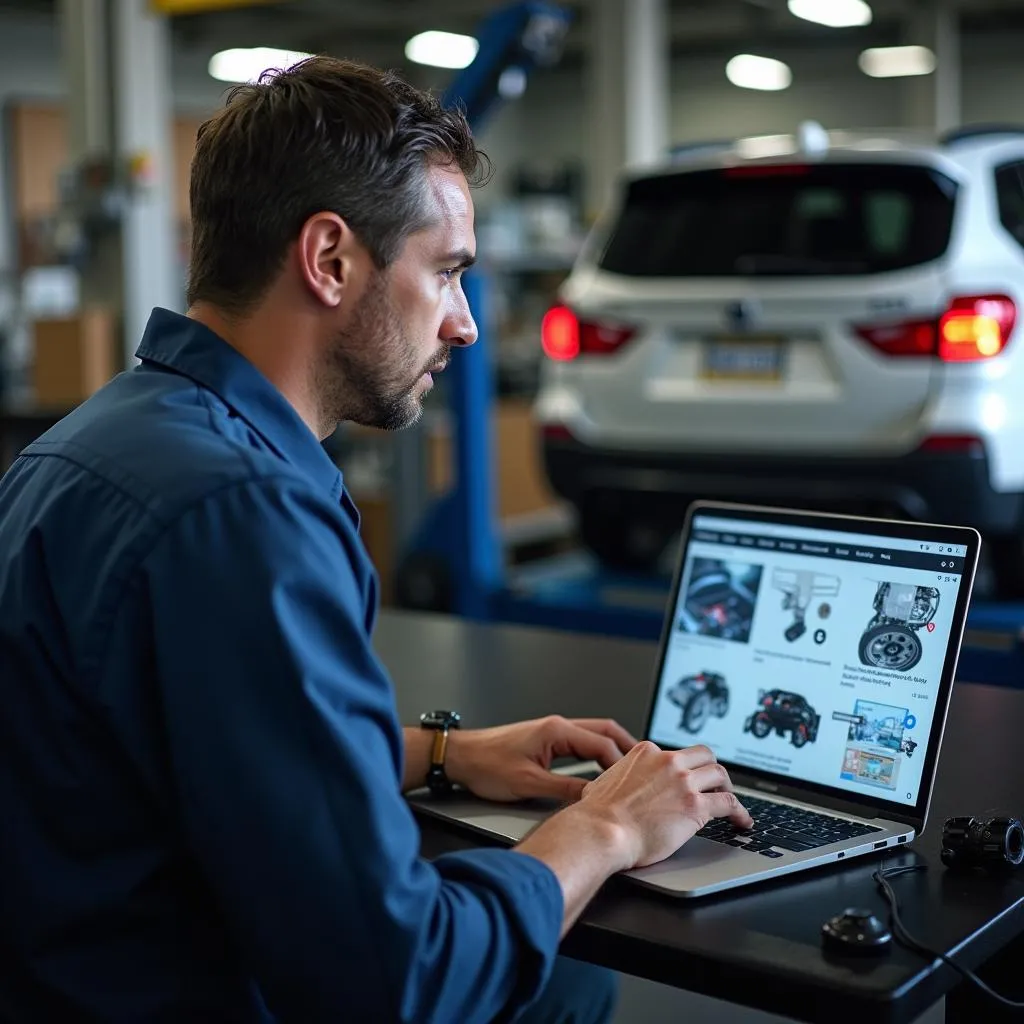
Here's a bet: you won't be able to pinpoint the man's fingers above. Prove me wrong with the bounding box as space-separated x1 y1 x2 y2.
569 718 638 755
551 722 624 769
688 761 735 795
701 790 753 829
670 743 718 771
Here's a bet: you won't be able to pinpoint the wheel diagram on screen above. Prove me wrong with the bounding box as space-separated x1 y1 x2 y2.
858 582 940 672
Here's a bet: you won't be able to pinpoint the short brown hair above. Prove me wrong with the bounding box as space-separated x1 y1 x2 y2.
186 56 489 314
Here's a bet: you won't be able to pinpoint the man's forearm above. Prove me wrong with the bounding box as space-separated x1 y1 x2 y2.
402 726 434 793
513 805 632 938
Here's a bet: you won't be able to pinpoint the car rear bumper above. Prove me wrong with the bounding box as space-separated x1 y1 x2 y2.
543 435 1024 535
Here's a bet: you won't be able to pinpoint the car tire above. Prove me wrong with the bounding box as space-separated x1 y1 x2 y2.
683 692 711 733
858 624 923 672
983 535 1024 600
791 724 808 749
750 713 772 739
712 692 729 719
578 499 669 572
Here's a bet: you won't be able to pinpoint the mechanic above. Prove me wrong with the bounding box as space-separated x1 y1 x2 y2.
0 57 751 1023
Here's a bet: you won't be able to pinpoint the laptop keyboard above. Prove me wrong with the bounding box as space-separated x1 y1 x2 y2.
698 795 883 859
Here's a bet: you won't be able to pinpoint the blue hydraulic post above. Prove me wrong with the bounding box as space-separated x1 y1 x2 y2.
394 2 572 620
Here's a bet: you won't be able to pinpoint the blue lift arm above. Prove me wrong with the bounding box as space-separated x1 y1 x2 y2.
395 2 572 619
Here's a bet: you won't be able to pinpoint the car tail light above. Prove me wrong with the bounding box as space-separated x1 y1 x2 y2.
938 295 1016 361
853 318 936 357
541 423 575 442
541 306 579 361
854 295 1016 361
917 434 985 455
722 164 811 178
541 306 637 360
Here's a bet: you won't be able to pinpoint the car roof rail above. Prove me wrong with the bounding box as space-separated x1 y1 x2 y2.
941 123 1024 146
667 138 735 160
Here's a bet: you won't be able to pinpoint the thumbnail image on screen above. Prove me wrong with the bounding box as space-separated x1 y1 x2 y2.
677 558 763 644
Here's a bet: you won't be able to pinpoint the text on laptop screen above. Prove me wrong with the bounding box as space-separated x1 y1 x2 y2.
647 513 969 808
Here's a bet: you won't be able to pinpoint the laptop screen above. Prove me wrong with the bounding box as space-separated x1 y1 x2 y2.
646 506 976 811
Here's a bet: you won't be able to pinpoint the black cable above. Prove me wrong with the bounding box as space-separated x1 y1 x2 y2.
873 860 1024 1011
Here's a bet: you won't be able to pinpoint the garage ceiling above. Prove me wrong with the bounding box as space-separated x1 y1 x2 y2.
161 0 1024 65
6 0 1024 66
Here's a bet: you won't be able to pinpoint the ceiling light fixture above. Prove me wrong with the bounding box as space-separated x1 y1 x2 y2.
405 30 479 70
858 45 936 78
788 0 872 28
725 54 792 92
208 46 313 84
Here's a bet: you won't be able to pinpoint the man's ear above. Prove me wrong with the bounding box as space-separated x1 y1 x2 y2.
296 211 363 308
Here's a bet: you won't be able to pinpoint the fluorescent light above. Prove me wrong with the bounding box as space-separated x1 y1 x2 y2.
405 30 479 70
858 45 936 78
788 0 872 28
726 54 792 92
208 47 313 83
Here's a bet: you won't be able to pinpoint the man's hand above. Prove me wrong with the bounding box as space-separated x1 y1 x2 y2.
571 740 753 869
515 740 753 935
444 716 637 803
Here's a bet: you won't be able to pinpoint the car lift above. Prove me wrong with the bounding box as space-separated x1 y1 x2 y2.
393 1 1024 689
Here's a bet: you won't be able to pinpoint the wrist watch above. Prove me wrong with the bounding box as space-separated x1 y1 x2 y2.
420 709 461 796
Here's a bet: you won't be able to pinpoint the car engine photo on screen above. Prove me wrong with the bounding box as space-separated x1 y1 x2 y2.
858 582 941 672
666 672 729 733
677 559 763 643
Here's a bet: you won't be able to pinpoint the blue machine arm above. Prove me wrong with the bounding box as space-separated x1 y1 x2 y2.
394 2 572 618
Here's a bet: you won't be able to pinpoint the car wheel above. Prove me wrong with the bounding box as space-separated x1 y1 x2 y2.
683 692 711 733
750 713 772 739
578 499 669 572
791 724 808 748
983 535 1024 600
712 692 729 719
859 624 922 672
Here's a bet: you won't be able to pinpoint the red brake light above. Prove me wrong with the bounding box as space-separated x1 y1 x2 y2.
541 306 579 361
853 319 936 357
722 164 811 178
918 434 985 455
541 306 637 360
854 294 1017 361
939 295 1016 362
580 320 637 355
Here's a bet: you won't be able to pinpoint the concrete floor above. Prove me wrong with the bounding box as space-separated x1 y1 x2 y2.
611 975 946 1023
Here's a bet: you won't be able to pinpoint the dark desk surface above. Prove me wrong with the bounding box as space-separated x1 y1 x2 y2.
375 609 1024 1024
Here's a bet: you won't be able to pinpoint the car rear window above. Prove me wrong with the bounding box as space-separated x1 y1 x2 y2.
598 163 957 277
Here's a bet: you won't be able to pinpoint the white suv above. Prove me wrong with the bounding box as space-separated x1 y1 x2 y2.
535 125 1024 594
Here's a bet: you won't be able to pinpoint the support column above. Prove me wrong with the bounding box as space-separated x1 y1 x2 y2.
624 0 670 169
112 0 179 360
902 0 961 134
59 0 179 368
587 0 670 218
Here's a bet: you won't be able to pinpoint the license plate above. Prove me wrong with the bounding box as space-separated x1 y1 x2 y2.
701 336 785 383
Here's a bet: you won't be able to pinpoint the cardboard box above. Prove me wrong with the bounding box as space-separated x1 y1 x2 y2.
32 309 116 407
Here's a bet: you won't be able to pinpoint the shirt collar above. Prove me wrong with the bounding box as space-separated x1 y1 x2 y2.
135 307 344 503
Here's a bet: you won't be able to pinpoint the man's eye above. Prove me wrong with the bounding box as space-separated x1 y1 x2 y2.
440 267 461 281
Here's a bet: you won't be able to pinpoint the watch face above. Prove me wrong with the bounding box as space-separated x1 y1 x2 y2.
421 710 461 729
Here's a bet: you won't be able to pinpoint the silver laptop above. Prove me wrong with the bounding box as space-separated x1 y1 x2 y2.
410 502 980 898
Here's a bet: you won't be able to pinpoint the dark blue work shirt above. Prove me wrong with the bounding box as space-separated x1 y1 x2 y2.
0 308 563 1023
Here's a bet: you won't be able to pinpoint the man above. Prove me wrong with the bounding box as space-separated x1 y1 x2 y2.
0 58 751 1023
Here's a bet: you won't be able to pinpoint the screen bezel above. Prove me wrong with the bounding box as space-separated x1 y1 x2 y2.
641 501 980 827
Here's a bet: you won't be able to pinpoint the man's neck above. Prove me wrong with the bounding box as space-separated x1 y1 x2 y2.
187 302 329 439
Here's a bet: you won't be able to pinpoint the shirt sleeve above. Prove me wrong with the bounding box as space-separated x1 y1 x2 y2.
103 476 564 1024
